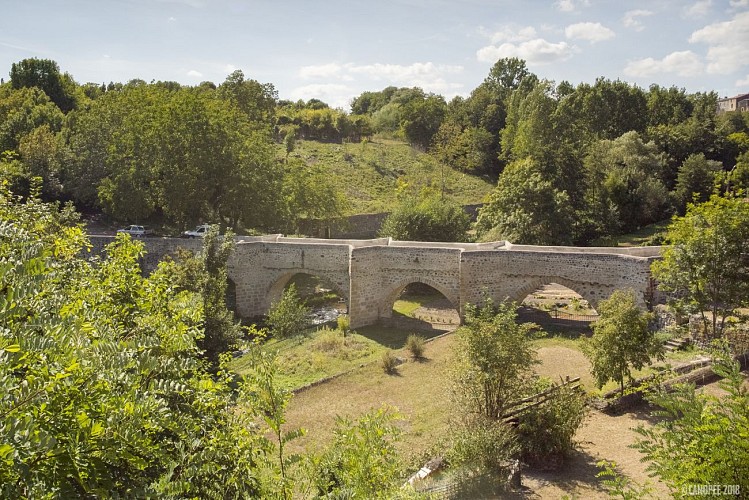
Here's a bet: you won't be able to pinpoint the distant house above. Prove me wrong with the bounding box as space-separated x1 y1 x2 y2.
717 93 749 113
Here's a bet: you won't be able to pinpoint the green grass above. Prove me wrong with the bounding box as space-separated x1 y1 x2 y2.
230 323 444 389
392 298 423 316
286 138 494 214
591 219 671 247
230 327 387 390
392 287 447 318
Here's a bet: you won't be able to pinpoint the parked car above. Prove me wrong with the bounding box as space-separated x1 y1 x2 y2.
183 224 212 238
116 225 152 237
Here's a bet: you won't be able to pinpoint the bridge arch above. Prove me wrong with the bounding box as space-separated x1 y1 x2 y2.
510 277 604 311
381 277 460 320
266 270 349 309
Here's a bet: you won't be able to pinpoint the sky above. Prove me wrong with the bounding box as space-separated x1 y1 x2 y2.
1 0 749 109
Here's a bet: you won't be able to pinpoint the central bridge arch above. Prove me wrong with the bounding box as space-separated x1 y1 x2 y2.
381 277 460 321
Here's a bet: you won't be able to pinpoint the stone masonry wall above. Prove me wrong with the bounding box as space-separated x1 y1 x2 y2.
461 249 655 310
229 241 352 317
85 235 659 328
348 245 462 328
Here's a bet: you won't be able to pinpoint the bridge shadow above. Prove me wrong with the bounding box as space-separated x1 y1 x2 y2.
355 317 448 349
516 306 595 340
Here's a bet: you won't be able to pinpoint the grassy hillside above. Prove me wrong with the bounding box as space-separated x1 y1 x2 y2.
285 138 494 214
590 219 671 247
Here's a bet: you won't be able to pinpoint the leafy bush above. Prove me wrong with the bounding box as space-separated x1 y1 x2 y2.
378 192 470 242
447 414 519 476
0 185 266 498
305 406 403 498
516 380 588 468
380 350 399 374
337 314 351 336
266 283 311 338
405 334 426 360
633 347 749 495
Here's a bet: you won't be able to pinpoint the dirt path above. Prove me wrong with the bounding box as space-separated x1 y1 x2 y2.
284 338 681 498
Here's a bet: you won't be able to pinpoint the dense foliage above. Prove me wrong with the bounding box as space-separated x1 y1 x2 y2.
652 194 749 337
378 192 470 242
2 55 749 244
0 184 266 497
449 300 587 478
634 348 749 496
582 289 662 393
266 284 311 339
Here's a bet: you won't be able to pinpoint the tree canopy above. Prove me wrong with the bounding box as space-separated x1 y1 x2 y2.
651 194 749 337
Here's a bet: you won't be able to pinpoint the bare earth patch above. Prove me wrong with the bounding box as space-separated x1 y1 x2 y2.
283 333 734 498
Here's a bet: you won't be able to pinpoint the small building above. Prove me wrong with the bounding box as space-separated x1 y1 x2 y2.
717 93 749 113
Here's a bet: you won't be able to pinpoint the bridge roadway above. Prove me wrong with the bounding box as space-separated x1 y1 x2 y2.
88 235 662 329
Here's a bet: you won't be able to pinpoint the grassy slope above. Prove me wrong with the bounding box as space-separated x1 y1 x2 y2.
286 138 494 214
590 219 671 247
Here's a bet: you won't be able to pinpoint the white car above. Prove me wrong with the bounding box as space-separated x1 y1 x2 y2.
117 225 151 237
183 224 212 238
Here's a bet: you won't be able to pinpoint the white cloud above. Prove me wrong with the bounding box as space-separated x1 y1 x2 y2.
187 69 202 78
689 11 749 74
290 83 353 108
736 74 749 86
622 10 654 31
168 16 176 22
484 25 537 44
224 64 238 74
346 62 462 81
730 0 749 8
624 50 703 77
565 22 615 43
684 0 712 19
555 0 589 12
477 39 574 65
292 62 465 104
299 63 343 80
298 62 462 84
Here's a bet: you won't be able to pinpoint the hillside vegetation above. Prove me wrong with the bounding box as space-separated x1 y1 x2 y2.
285 138 493 215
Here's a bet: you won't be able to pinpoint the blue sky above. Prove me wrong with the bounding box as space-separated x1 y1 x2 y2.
2 0 748 109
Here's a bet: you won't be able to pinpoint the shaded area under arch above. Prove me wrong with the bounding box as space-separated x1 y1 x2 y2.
266 271 348 325
381 282 460 333
517 282 599 336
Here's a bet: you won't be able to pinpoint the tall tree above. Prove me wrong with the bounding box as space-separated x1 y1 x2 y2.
217 69 277 125
0 86 64 152
582 289 661 394
10 58 76 112
476 157 575 245
673 153 722 213
583 131 670 236
651 194 749 337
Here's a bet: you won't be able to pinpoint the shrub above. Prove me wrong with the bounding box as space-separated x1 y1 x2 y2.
447 414 519 484
405 334 426 360
516 380 588 469
314 327 344 353
337 315 351 336
378 192 470 242
380 350 399 374
266 284 311 339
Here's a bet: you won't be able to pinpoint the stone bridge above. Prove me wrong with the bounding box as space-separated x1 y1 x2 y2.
88 235 662 329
